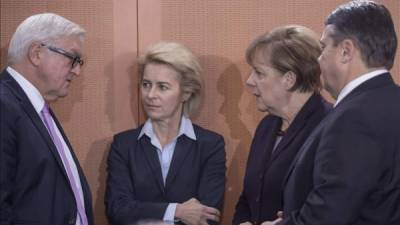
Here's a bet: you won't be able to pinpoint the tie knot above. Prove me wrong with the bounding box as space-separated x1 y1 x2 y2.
41 103 50 115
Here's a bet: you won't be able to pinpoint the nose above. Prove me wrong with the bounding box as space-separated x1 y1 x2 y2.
71 64 81 76
246 71 256 87
147 86 157 99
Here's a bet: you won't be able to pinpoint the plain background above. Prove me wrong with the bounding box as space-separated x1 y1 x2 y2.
1 1 399 224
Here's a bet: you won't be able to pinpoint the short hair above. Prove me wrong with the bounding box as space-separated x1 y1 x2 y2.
246 25 322 93
8 13 86 65
325 0 397 70
138 42 203 117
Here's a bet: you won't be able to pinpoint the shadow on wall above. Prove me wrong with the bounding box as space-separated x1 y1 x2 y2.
198 55 252 225
83 137 112 225
218 61 252 225
105 52 139 133
83 52 139 225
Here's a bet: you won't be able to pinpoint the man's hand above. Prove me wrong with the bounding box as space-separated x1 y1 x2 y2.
175 198 220 225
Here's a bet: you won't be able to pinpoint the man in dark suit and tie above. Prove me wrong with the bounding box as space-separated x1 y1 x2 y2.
0 13 94 225
264 1 400 225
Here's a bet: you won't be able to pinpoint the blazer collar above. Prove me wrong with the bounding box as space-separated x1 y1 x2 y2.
1 70 71 181
139 128 196 192
335 73 395 108
271 93 324 160
140 136 165 194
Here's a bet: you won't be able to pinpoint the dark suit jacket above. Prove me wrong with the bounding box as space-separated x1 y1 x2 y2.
232 93 332 225
0 70 94 225
105 124 226 225
280 73 400 225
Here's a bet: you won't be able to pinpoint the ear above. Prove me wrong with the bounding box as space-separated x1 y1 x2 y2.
27 42 43 66
283 71 297 90
339 39 356 64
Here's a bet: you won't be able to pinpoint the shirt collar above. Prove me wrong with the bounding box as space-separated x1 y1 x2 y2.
138 116 197 141
7 66 45 113
334 69 388 107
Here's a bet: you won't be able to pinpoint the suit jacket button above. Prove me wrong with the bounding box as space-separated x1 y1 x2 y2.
255 196 260 202
69 217 75 225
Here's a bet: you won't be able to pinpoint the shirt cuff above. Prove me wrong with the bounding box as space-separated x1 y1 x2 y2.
163 203 177 223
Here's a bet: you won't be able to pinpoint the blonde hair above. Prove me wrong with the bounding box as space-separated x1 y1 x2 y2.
138 42 203 117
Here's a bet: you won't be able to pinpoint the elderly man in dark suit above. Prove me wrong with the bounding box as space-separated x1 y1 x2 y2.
263 1 400 225
0 13 93 225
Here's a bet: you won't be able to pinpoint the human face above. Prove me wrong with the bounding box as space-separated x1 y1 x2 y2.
37 37 83 101
246 48 289 115
141 63 187 123
319 25 344 99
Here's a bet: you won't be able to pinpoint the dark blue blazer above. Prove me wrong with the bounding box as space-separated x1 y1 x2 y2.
280 73 400 225
233 93 332 225
0 70 94 225
105 124 226 225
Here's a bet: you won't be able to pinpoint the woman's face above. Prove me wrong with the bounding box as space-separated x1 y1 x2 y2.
141 63 187 122
246 48 289 115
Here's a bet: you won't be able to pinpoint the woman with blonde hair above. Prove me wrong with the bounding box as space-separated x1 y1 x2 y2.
106 42 226 225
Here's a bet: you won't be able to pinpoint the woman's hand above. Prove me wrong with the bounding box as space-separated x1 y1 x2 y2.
175 198 220 225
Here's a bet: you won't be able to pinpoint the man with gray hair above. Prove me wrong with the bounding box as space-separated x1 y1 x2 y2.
0 13 93 225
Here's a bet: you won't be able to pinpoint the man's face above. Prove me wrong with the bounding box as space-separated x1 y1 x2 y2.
36 37 83 101
319 25 344 99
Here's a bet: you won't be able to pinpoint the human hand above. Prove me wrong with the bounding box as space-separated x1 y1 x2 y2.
239 222 253 225
276 211 283 219
175 198 220 225
260 217 282 225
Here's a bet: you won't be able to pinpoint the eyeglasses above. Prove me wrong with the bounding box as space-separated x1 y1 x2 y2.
41 43 84 68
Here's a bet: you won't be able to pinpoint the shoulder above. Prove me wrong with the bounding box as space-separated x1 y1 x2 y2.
112 125 144 144
192 123 225 145
0 82 21 118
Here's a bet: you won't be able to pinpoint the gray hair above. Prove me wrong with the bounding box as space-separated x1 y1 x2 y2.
7 13 85 65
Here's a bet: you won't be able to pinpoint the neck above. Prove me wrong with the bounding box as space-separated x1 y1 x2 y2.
279 91 313 131
335 57 385 98
151 114 182 148
10 63 54 102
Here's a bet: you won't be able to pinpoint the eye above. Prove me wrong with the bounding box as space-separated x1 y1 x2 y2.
253 69 265 78
141 81 151 88
158 84 169 91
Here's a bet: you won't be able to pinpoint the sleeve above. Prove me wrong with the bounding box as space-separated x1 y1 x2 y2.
163 203 177 222
232 191 252 225
279 111 384 225
0 97 17 225
196 134 226 224
105 135 168 225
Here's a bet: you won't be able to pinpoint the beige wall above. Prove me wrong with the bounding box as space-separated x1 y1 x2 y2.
1 1 399 225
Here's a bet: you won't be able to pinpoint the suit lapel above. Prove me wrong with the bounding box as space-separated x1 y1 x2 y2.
2 72 68 178
336 73 395 108
165 136 194 188
271 94 320 161
140 137 165 193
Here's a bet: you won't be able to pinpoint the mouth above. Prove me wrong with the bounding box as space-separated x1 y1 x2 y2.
145 104 160 109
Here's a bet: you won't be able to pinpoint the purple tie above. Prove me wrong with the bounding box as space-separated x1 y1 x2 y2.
41 103 88 225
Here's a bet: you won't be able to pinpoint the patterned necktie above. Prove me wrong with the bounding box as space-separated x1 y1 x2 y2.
41 103 88 225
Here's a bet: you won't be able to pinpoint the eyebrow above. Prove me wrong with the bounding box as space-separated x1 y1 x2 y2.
142 79 171 86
